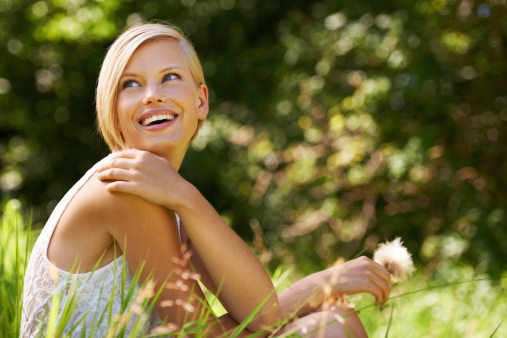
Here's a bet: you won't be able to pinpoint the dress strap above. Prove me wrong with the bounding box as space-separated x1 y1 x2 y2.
175 213 181 243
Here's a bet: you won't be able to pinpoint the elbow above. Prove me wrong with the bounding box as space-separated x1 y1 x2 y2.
245 297 280 333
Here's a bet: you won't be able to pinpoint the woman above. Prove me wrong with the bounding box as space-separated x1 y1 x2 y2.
21 23 391 337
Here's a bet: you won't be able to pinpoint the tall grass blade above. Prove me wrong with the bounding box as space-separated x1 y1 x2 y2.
352 246 367 260
46 287 61 338
271 266 294 292
384 302 394 338
490 321 502 337
230 290 275 338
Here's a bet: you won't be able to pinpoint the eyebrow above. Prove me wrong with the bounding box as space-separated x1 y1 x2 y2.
120 66 185 79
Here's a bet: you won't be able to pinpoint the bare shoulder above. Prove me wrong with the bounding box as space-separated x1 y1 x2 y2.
78 172 180 248
48 170 166 272
82 173 182 275
84 172 176 227
48 170 179 273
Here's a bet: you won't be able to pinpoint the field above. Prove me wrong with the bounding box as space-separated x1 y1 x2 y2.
2 199 505 337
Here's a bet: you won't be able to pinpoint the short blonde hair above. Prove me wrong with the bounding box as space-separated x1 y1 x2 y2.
96 22 206 152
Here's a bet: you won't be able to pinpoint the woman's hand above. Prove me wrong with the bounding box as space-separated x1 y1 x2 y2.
96 149 188 209
327 256 392 308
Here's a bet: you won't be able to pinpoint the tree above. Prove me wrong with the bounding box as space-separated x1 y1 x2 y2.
1 0 505 275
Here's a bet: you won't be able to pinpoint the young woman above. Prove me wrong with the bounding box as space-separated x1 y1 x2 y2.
21 23 391 337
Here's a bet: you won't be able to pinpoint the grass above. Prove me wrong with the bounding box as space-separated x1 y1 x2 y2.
353 265 506 337
1 199 506 337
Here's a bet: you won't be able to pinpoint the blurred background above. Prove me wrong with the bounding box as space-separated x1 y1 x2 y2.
0 0 506 279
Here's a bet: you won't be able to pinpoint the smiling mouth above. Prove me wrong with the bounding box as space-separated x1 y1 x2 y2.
140 114 176 126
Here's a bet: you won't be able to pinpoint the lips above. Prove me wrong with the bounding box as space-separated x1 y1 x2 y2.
137 109 179 128
140 114 175 126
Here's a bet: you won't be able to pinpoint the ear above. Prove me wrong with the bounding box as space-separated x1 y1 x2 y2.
196 84 209 120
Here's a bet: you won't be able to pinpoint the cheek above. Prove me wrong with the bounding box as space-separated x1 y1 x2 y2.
116 97 132 131
115 106 123 132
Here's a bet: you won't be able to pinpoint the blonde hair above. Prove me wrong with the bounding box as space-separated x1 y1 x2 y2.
96 22 206 152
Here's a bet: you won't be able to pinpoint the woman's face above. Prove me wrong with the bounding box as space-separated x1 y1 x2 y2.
116 39 208 160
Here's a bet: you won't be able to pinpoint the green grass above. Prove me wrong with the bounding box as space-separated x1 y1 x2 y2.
0 199 32 337
354 264 507 337
1 199 506 337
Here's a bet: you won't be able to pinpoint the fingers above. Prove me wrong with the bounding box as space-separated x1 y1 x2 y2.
105 180 137 194
97 158 134 173
97 168 133 182
370 261 392 305
110 148 145 159
368 273 390 308
99 149 175 173
98 149 153 172
355 257 392 308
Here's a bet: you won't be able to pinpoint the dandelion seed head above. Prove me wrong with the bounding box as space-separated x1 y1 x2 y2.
373 237 415 282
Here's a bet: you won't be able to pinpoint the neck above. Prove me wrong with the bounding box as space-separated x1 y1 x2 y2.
154 143 189 171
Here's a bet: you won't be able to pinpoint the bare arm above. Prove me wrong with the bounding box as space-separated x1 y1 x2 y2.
97 149 279 331
277 256 392 318
93 185 204 326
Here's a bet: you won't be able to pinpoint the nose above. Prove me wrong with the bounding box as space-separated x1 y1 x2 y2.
142 82 166 105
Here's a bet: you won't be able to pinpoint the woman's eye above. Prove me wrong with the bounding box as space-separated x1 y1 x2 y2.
122 80 139 89
163 73 180 82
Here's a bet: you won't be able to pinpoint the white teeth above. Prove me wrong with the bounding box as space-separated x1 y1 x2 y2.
141 114 175 126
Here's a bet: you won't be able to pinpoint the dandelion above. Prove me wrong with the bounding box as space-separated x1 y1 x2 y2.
373 237 415 282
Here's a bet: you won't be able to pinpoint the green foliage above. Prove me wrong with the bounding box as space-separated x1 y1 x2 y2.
1 199 506 336
1 0 506 279
0 200 271 337
355 264 507 337
0 199 30 337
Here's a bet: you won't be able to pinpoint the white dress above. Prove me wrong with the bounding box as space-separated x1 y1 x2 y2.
20 156 165 337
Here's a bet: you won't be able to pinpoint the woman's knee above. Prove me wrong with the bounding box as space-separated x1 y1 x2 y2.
315 301 368 338
280 308 366 338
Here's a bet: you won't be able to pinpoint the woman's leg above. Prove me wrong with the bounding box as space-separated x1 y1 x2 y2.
277 300 367 338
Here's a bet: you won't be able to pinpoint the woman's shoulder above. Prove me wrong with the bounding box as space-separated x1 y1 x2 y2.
79 171 177 230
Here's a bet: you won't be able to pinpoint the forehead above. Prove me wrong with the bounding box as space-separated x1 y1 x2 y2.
123 38 188 72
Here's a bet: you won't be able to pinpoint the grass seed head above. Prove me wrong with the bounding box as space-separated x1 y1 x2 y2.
373 237 415 282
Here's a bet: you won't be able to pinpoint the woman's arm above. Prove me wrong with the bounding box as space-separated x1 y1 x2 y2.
277 256 392 319
90 179 204 326
97 149 279 331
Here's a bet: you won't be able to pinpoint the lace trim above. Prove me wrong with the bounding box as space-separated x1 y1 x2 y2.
20 155 162 337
